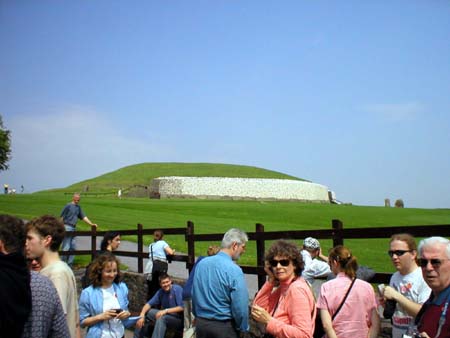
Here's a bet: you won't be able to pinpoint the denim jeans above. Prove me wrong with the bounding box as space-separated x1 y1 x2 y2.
61 225 76 266
134 308 183 338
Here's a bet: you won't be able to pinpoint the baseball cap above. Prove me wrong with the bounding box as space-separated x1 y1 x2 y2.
303 237 320 250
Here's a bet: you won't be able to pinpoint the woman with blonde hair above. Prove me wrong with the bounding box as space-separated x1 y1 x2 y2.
317 245 380 338
252 239 316 338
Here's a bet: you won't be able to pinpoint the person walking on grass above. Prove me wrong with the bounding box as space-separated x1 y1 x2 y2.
60 193 97 266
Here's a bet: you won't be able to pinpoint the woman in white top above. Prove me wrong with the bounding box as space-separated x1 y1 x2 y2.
79 253 132 338
147 230 175 299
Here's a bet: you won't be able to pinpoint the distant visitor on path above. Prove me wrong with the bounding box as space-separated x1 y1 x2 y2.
60 193 97 267
118 188 122 199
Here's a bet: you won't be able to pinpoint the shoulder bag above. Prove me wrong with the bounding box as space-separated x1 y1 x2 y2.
313 277 356 338
144 244 154 281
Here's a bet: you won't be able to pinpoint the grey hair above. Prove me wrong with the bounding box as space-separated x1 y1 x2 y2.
418 236 450 259
221 228 248 249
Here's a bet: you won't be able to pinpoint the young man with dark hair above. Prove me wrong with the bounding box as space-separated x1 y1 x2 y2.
26 215 80 338
134 273 184 338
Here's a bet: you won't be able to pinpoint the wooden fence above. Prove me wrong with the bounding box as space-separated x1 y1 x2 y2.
62 220 450 289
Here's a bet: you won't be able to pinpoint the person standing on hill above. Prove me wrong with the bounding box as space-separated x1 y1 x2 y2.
60 193 97 266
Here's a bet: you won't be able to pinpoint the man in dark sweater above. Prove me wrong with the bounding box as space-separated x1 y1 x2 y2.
0 214 32 338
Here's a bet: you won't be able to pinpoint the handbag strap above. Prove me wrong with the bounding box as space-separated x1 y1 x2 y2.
332 277 356 320
150 244 154 260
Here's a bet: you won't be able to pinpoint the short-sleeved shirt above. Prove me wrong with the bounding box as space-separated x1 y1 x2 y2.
149 240 169 261
60 203 85 226
317 272 377 338
390 267 431 338
148 284 184 317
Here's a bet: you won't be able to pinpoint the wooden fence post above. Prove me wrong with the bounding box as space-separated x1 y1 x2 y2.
255 223 266 290
91 225 97 261
137 223 144 273
187 221 195 272
332 219 344 247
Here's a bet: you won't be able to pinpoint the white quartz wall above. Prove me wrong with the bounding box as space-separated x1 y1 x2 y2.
151 177 330 202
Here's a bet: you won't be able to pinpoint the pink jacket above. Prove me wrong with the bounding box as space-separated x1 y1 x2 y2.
254 277 316 338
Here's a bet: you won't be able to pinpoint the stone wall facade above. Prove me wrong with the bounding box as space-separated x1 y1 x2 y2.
150 177 330 202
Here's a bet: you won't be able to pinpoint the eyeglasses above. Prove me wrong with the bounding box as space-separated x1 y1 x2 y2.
269 259 291 267
388 250 413 258
418 258 448 268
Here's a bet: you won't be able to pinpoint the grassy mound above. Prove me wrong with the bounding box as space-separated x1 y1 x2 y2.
42 162 304 194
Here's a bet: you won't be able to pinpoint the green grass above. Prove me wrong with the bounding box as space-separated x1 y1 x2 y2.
1 193 449 273
41 162 303 194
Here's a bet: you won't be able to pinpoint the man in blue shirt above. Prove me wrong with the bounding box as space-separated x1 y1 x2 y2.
60 193 97 266
192 228 249 338
135 273 184 338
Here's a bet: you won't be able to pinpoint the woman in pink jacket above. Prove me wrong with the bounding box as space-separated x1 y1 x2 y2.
252 239 316 338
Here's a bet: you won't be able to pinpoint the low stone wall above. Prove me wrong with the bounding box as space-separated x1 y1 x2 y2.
151 177 330 202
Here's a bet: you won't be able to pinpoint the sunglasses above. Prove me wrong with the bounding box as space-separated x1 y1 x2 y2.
418 258 448 268
269 259 291 267
388 250 413 258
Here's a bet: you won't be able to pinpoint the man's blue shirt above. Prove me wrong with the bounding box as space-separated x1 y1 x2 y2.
148 284 183 316
192 251 249 332
60 203 85 226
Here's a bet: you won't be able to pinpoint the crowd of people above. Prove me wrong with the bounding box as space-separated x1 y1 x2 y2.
0 194 449 338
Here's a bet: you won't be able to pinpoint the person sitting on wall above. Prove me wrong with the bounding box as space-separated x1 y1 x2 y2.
134 273 184 338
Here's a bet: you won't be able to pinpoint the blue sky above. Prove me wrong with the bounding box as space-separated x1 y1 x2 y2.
1 1 449 208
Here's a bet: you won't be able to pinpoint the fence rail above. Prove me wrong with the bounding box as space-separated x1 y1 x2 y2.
61 220 450 289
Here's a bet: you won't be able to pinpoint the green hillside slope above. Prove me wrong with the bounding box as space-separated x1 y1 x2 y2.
44 162 304 194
